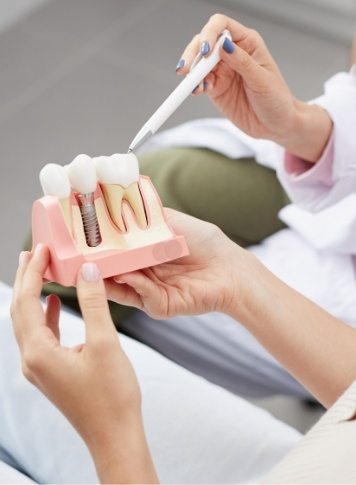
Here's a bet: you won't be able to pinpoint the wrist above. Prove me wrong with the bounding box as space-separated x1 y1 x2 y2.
275 101 333 163
87 412 158 483
86 408 143 457
221 243 262 319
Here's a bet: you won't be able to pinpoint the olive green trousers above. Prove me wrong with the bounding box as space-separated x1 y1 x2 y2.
26 148 289 324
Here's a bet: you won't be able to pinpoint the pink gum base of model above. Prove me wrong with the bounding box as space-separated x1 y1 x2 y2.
31 176 189 287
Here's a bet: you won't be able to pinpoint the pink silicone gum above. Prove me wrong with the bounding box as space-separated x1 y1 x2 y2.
31 176 189 287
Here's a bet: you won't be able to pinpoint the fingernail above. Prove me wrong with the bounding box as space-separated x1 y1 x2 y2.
203 81 209 90
81 262 100 283
223 37 235 54
34 243 44 256
18 251 26 266
176 58 185 71
200 41 210 56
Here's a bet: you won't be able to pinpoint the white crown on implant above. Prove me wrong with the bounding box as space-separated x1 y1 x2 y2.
95 152 139 188
39 163 71 198
67 154 98 194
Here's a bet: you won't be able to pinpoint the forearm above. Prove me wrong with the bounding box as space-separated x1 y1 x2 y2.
87 415 158 484
228 251 356 408
276 101 333 163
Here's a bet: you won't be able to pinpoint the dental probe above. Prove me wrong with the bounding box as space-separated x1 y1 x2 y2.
128 29 232 152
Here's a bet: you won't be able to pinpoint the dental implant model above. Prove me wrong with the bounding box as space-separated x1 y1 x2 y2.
95 152 147 232
39 163 73 234
67 154 102 248
31 150 189 286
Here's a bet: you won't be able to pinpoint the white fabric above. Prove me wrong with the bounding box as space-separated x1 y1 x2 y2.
0 462 34 484
279 195 356 254
141 117 281 169
0 281 300 484
249 229 356 328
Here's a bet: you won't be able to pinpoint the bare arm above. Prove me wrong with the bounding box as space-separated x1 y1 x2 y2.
227 252 356 408
89 414 158 484
11 247 158 484
277 101 333 163
106 209 356 409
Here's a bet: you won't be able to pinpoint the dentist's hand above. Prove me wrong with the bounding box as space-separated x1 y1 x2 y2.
105 209 253 320
11 246 157 484
177 14 332 162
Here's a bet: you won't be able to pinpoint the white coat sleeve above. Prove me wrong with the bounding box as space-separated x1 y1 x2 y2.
277 67 356 212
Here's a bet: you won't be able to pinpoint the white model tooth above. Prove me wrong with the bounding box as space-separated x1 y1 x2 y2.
63 164 70 177
95 153 147 231
67 154 98 194
67 154 102 247
95 152 139 187
40 163 71 198
39 163 73 233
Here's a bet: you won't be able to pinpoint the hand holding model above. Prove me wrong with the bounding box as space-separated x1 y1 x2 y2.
178 14 333 162
106 208 249 319
11 246 158 484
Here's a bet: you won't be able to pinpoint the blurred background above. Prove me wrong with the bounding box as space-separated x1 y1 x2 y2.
0 0 355 431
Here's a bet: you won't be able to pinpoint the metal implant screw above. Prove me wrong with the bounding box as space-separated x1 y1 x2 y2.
76 193 102 247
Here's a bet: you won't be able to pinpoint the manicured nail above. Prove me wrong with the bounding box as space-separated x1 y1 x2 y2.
81 262 100 283
176 58 185 71
18 251 26 266
200 41 210 56
34 243 44 256
203 81 209 90
223 37 235 54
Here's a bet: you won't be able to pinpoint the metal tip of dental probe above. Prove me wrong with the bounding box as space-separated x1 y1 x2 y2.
128 129 153 153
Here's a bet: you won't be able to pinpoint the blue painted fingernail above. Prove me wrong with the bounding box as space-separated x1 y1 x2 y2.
176 58 185 71
223 37 235 54
200 41 210 56
203 81 208 90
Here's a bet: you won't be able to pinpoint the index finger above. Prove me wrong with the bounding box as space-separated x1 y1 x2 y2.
178 14 251 74
200 14 250 50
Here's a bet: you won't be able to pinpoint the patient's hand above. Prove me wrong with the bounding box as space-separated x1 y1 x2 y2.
178 14 332 162
105 208 253 319
11 246 157 484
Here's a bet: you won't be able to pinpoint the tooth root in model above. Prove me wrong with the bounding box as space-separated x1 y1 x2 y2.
39 163 73 235
67 154 102 247
95 152 148 232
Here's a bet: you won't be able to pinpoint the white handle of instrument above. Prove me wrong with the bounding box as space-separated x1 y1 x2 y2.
129 30 232 151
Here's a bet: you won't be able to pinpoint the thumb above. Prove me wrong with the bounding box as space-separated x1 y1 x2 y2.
220 37 264 86
77 263 116 342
